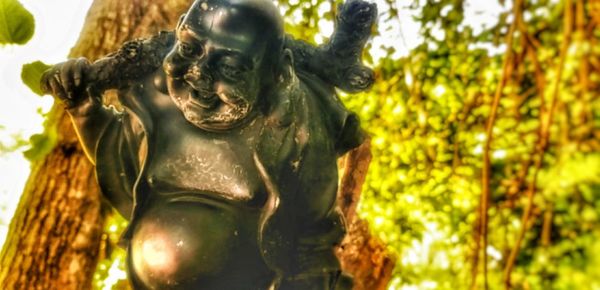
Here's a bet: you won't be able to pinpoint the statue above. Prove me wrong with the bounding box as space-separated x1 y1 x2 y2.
41 0 376 288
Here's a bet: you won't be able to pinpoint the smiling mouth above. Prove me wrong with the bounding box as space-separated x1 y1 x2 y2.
188 90 218 109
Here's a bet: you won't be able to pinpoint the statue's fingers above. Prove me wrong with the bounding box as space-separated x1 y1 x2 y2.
49 75 68 101
73 58 89 88
73 62 83 88
60 64 74 99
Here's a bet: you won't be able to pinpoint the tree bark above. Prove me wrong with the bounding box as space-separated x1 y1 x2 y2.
336 140 397 290
0 1 393 289
0 0 188 289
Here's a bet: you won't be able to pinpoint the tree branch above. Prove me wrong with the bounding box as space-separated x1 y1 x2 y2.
471 0 523 289
502 1 574 288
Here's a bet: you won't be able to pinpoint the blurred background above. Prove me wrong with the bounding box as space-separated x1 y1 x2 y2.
0 0 598 289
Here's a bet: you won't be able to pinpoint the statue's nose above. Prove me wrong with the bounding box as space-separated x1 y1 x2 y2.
184 61 213 92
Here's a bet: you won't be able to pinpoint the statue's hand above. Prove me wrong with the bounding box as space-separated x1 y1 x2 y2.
41 57 92 108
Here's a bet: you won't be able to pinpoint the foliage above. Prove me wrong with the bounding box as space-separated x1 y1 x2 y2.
17 62 58 161
0 121 29 153
281 0 598 289
340 0 599 289
22 120 57 161
21 61 52 96
0 0 34 45
0 2 54 161
1 8 51 163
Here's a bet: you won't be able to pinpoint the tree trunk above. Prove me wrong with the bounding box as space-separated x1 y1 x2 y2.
336 140 397 290
0 1 393 289
0 1 188 289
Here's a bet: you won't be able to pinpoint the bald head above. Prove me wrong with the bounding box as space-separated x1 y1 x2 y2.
181 0 284 62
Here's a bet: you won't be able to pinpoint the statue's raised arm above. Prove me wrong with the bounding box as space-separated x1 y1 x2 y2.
285 0 377 93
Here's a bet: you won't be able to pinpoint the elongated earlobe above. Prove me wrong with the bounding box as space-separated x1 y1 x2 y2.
265 48 299 126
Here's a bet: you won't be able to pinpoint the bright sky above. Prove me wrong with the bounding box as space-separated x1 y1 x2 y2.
0 0 93 246
0 0 506 252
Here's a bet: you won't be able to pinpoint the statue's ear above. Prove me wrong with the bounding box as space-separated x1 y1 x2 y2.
176 14 186 30
278 48 294 83
265 48 297 127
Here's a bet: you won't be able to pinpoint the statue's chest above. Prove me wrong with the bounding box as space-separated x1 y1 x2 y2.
146 117 264 203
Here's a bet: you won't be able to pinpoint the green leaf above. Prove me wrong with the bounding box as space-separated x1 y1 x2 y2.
0 0 35 45
21 61 51 96
23 130 56 161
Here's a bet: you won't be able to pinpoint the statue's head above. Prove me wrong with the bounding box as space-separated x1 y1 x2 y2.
163 0 285 131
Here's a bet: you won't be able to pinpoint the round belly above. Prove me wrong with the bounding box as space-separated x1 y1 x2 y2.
128 198 273 289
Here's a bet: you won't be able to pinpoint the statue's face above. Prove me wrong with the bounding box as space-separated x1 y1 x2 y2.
163 1 278 131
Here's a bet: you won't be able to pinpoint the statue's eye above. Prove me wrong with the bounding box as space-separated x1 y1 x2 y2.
178 42 201 58
219 64 243 80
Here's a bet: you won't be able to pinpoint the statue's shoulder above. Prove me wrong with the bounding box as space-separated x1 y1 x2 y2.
278 0 377 155
261 64 363 157
293 71 365 155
